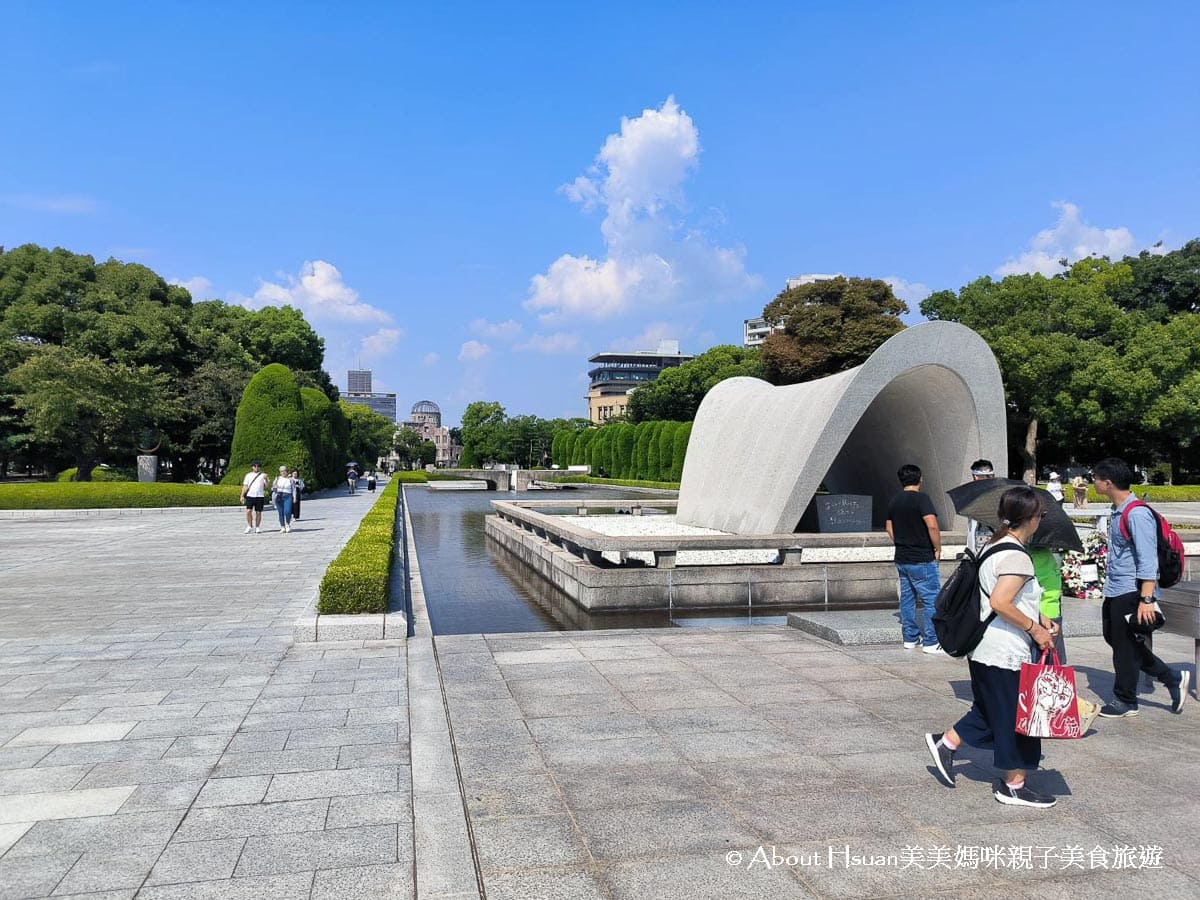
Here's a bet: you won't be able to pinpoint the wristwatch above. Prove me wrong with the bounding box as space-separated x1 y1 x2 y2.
1140 597 1156 603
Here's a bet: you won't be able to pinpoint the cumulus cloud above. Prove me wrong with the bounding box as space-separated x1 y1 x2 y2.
245 260 391 324
422 352 440 367
526 96 758 321
996 202 1141 277
515 332 581 354
171 276 215 299
609 322 681 352
882 276 930 304
360 327 405 359
469 318 523 341
459 340 491 362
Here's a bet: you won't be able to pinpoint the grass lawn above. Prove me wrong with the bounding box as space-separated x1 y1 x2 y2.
0 482 242 509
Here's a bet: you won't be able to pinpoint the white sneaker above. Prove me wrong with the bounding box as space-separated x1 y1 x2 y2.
254 527 261 534
280 526 286 533
285 525 291 533
903 640 919 650
922 644 946 656
244 526 252 534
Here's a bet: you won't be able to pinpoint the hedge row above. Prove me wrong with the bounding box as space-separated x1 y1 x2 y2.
550 421 692 482
56 467 136 483
555 476 680 491
1044 485 1200 503
391 471 470 483
317 479 400 614
0 483 241 509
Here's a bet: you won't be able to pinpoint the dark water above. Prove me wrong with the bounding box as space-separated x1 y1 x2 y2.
403 486 791 635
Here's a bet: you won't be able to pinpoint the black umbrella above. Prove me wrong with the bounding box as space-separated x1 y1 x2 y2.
946 478 1084 553
345 462 359 467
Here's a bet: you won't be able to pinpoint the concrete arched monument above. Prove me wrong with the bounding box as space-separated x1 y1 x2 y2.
676 322 1007 534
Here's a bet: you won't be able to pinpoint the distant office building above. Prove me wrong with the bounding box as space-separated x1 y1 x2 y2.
344 368 397 421
743 273 841 347
586 340 694 423
347 369 373 393
399 400 461 467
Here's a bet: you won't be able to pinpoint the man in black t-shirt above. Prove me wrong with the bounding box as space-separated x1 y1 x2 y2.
885 464 943 653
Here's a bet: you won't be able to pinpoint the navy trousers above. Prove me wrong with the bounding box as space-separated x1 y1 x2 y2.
954 659 1041 772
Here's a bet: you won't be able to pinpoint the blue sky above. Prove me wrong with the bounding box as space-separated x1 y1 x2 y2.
3 2 1197 425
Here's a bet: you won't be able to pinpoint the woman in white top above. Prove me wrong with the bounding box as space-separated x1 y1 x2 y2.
924 486 1061 808
272 466 294 533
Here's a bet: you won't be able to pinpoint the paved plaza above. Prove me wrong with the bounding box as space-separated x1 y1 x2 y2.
2 493 1199 898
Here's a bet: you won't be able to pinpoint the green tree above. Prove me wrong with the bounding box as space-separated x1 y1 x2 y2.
760 276 907 385
300 387 348 488
340 401 396 469
393 427 427 470
633 423 652 479
10 345 175 480
460 401 508 465
616 423 636 478
223 364 314 483
418 440 437 467
669 421 692 481
627 345 764 422
1113 239 1200 318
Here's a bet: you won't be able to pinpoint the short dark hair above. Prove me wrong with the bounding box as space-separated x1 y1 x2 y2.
1093 457 1133 491
897 464 922 487
970 459 993 471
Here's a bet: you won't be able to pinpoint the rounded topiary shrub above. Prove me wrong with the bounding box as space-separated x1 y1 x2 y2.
300 387 350 490
222 363 316 484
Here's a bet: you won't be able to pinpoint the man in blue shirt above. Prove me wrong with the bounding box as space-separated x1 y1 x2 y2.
1093 457 1189 717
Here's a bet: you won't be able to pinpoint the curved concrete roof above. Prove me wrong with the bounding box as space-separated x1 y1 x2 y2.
676 322 1008 534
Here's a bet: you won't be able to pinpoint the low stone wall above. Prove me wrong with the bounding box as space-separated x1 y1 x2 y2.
485 515 958 611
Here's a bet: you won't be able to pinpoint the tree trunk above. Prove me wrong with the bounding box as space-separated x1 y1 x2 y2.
1020 417 1038 485
75 458 98 481
1169 443 1182 485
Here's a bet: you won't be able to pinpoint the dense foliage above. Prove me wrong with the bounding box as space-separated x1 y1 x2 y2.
0 244 333 480
222 364 319 485
760 276 906 385
459 401 588 468
339 401 396 471
392 428 436 469
626 345 763 423
317 479 398 614
550 420 692 481
923 242 1200 481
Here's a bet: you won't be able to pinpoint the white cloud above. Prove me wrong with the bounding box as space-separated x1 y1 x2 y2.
996 202 1140 277
882 276 930 304
171 276 215 299
526 96 759 321
609 322 681 352
361 327 405 359
422 352 440 367
515 332 581 354
469 318 523 341
245 260 391 324
459 340 491 362
2 192 98 214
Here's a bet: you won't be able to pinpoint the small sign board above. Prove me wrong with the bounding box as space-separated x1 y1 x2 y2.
815 494 872 533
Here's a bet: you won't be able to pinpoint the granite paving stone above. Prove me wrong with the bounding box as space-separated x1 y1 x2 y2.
234 823 398 876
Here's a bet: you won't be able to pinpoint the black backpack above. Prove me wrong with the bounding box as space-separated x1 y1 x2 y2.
932 543 1030 658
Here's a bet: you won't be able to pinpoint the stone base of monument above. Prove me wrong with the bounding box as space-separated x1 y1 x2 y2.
787 596 1104 646
485 506 966 612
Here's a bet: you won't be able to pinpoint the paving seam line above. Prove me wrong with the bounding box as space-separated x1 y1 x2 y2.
404 484 486 898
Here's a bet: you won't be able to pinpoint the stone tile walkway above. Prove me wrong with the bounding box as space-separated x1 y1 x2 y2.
3 490 1199 898
0 488 414 899
435 627 1200 899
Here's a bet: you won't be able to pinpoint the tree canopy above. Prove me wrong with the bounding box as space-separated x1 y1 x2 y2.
339 401 396 470
626 345 763 423
760 276 906 385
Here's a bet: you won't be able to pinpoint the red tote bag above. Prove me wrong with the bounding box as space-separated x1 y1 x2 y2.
1016 649 1083 739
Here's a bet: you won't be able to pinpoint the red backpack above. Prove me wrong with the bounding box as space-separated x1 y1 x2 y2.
1118 500 1185 588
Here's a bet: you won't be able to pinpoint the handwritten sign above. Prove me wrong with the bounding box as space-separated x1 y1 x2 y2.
815 495 873 533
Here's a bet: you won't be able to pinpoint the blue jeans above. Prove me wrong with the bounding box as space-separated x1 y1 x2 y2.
896 561 940 644
275 493 293 527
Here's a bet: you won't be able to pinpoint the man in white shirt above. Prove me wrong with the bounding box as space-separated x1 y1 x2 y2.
240 460 268 534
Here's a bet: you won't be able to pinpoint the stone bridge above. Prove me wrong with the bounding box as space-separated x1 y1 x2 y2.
437 469 577 491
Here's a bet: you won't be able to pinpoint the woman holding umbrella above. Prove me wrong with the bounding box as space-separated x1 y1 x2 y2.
925 485 1061 808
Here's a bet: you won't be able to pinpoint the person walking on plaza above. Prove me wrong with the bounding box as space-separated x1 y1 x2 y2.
885 464 943 654
1071 473 1089 508
240 460 267 534
347 467 359 495
272 466 294 533
290 469 304 522
1092 457 1189 717
367 470 377 492
925 486 1061 808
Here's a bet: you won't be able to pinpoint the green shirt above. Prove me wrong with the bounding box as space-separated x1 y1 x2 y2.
1030 547 1062 619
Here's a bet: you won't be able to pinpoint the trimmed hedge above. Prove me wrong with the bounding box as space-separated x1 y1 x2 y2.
0 483 241 509
1044 485 1200 503
222 364 317 487
390 471 471 483
554 475 680 491
56 467 136 482
318 479 400 614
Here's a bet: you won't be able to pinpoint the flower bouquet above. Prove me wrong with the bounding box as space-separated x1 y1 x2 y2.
1061 530 1108 599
